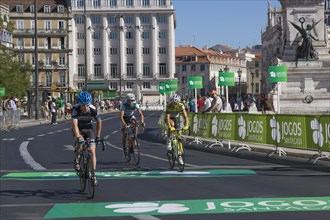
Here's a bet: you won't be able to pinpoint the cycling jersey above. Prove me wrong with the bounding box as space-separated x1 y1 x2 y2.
71 104 101 130
120 102 141 119
166 102 185 119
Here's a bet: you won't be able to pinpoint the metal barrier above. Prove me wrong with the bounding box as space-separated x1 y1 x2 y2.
0 109 22 131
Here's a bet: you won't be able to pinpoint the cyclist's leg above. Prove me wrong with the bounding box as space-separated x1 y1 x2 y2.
166 118 176 151
84 129 98 185
73 129 84 171
130 116 138 138
122 118 130 146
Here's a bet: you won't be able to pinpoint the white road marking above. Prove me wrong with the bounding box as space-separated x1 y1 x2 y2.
2 138 15 141
133 216 161 220
19 141 46 170
37 134 45 137
26 138 34 140
64 145 75 151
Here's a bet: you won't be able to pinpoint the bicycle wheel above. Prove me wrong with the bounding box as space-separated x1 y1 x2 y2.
132 137 140 166
167 139 176 169
78 154 86 192
177 141 185 172
123 137 131 162
86 156 95 199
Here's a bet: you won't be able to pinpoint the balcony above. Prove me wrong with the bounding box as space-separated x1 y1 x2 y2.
13 44 72 53
13 29 69 37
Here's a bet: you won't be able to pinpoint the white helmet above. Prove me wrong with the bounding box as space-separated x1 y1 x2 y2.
126 93 135 101
170 94 181 102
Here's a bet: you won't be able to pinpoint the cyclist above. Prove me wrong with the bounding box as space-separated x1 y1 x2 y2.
165 93 189 152
72 91 102 185
120 93 145 152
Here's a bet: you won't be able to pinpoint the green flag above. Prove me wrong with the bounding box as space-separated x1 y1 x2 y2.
218 72 235 86
268 66 288 82
188 76 203 89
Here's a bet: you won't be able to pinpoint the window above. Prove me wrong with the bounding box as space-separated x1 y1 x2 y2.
109 0 117 6
110 82 118 89
157 15 166 23
126 0 133 6
191 64 195 71
255 83 260 94
78 48 85 55
57 5 64 13
46 55 52 66
77 0 84 8
142 0 150 6
159 63 167 76
93 0 101 7
91 16 101 24
93 32 101 39
30 5 35 13
31 20 35 29
94 48 101 55
126 31 134 39
126 81 134 89
59 72 66 86
125 16 133 24
127 64 134 77
94 64 102 77
159 47 166 54
78 64 85 77
46 72 52 86
143 64 151 76
76 16 85 24
31 38 35 47
108 16 117 24
182 65 186 72
141 16 151 24
159 31 166 39
18 54 24 62
142 47 150 54
17 20 24 30
142 31 150 39
109 32 117 39
16 5 23 13
59 21 64 30
158 0 166 6
45 21 51 31
77 32 85 39
143 82 151 89
126 47 134 55
59 55 65 65
200 64 205 71
44 5 51 13
18 38 24 47
31 54 35 65
109 47 117 55
78 82 85 89
110 64 118 78
255 69 259 77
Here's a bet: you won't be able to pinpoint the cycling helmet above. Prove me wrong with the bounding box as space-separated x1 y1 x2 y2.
126 93 136 101
170 94 181 102
78 91 92 105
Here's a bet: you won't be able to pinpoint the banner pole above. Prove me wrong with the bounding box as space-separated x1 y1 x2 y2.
226 86 229 113
195 88 198 112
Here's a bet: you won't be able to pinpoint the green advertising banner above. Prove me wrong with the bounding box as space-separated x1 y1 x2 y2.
188 76 203 89
189 113 211 138
0 87 5 97
218 72 235 86
268 66 288 83
165 80 178 93
158 82 165 95
162 113 330 152
103 91 117 99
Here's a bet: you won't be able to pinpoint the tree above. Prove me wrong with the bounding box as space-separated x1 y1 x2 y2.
0 46 32 99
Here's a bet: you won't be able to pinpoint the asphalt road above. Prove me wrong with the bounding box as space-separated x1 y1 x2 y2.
0 111 329 220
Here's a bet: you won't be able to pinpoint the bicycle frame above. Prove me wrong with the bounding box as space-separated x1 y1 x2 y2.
168 128 185 172
123 124 141 165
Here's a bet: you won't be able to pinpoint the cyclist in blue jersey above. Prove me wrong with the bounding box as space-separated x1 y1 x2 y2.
72 91 102 185
120 93 145 151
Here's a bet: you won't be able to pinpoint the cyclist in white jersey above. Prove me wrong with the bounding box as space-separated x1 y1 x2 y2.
120 93 145 150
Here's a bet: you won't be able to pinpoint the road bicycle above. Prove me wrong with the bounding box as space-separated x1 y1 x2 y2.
76 138 105 199
122 124 143 166
167 128 186 172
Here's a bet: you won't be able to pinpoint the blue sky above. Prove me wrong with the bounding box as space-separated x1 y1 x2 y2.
173 0 281 49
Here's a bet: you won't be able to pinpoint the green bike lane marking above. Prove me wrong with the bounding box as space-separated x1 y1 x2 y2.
45 196 330 218
0 169 255 180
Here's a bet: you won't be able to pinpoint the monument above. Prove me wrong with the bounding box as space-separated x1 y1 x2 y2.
263 0 330 114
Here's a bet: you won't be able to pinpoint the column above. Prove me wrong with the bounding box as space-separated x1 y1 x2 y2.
102 15 109 78
167 13 175 79
86 16 92 79
151 14 158 78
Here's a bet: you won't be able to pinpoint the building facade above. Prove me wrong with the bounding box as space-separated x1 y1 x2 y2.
70 0 175 103
5 0 72 101
0 4 13 48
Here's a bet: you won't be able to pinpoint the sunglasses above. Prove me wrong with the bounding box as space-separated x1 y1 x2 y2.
81 104 89 107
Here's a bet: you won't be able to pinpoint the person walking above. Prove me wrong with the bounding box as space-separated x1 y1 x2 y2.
49 97 58 125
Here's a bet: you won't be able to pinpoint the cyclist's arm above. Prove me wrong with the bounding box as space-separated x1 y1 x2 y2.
165 112 173 129
120 110 127 126
182 108 189 127
137 109 145 126
95 119 102 137
72 119 82 139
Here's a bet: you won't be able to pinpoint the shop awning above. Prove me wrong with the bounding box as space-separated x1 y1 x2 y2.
86 81 110 91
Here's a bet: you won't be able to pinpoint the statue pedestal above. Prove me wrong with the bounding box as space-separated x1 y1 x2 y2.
276 61 330 114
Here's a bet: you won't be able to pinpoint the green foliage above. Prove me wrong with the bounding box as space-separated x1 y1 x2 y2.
0 46 32 99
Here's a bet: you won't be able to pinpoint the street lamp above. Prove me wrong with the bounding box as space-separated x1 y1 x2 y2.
251 72 254 98
237 68 242 99
219 68 223 97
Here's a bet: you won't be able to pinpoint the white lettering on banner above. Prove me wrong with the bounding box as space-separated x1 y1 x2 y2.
247 121 263 135
218 119 232 131
205 202 216 210
247 134 263 142
218 131 231 138
281 122 302 137
283 137 302 145
326 123 330 145
220 202 254 208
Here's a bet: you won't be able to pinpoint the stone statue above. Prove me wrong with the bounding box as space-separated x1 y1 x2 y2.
289 17 321 61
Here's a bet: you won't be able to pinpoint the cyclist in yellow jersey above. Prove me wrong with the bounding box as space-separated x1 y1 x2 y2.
165 94 189 151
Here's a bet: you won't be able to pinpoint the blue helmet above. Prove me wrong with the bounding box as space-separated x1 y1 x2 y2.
78 91 92 105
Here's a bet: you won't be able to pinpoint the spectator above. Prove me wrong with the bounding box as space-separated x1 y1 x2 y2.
65 101 72 117
203 90 222 113
43 100 50 121
261 93 275 114
203 92 212 112
197 95 204 112
49 97 58 125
